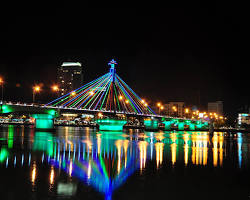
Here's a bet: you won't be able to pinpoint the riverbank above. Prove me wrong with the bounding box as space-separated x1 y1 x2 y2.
0 122 249 133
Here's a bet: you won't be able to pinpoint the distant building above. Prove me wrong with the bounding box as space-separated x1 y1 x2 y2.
164 102 185 117
58 62 83 95
208 101 223 115
237 105 250 114
238 113 250 128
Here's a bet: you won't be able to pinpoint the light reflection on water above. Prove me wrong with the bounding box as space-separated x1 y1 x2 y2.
0 125 250 199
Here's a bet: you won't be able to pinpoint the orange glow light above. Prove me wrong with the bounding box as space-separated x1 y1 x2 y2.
52 85 59 92
33 86 40 92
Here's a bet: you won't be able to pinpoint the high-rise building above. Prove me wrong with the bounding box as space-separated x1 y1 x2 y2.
58 62 83 95
208 101 223 115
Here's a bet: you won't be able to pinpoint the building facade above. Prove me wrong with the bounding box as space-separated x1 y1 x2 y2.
238 113 250 128
58 62 83 95
208 101 223 115
164 102 185 117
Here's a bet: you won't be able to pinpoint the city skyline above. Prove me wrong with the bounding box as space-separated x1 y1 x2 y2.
0 4 249 116
1 4 250 200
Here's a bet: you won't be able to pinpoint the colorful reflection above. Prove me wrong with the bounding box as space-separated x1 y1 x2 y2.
191 132 209 165
212 132 224 167
0 125 249 200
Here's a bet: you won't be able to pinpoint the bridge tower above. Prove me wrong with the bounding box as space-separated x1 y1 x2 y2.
109 59 117 114
96 59 127 131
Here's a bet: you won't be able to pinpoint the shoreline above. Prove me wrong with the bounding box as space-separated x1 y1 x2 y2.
0 122 249 133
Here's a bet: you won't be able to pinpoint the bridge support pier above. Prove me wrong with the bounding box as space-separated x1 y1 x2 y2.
144 118 159 131
162 120 172 130
178 122 185 131
31 114 55 131
189 123 196 131
196 121 209 131
96 119 127 131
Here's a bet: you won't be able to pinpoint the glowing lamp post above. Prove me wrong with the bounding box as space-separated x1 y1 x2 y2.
160 106 164 114
185 108 189 118
172 106 177 117
157 102 162 114
33 86 40 103
51 85 59 97
98 112 103 119
0 77 3 103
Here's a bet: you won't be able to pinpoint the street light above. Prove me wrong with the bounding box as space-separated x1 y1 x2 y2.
98 112 103 118
0 77 4 103
51 85 59 92
32 85 40 103
157 102 164 114
185 108 189 118
160 106 164 114
172 106 177 117
51 85 59 97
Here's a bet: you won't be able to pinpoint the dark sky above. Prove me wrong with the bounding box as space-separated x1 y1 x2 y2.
0 3 249 115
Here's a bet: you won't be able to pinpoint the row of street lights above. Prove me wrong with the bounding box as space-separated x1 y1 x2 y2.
32 84 59 103
0 76 61 104
156 102 191 116
157 102 164 114
156 101 225 121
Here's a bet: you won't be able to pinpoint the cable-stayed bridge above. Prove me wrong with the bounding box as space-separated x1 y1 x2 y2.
0 60 209 131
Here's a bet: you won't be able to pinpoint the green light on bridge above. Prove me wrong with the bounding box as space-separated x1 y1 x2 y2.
144 119 158 130
178 122 185 131
1 105 13 113
47 109 57 116
189 123 195 130
96 119 127 131
0 148 8 163
196 121 208 130
162 121 172 130
32 114 54 129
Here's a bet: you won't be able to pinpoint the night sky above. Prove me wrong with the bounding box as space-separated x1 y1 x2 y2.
0 3 249 116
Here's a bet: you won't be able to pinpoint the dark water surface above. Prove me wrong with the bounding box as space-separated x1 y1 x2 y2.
0 125 250 200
